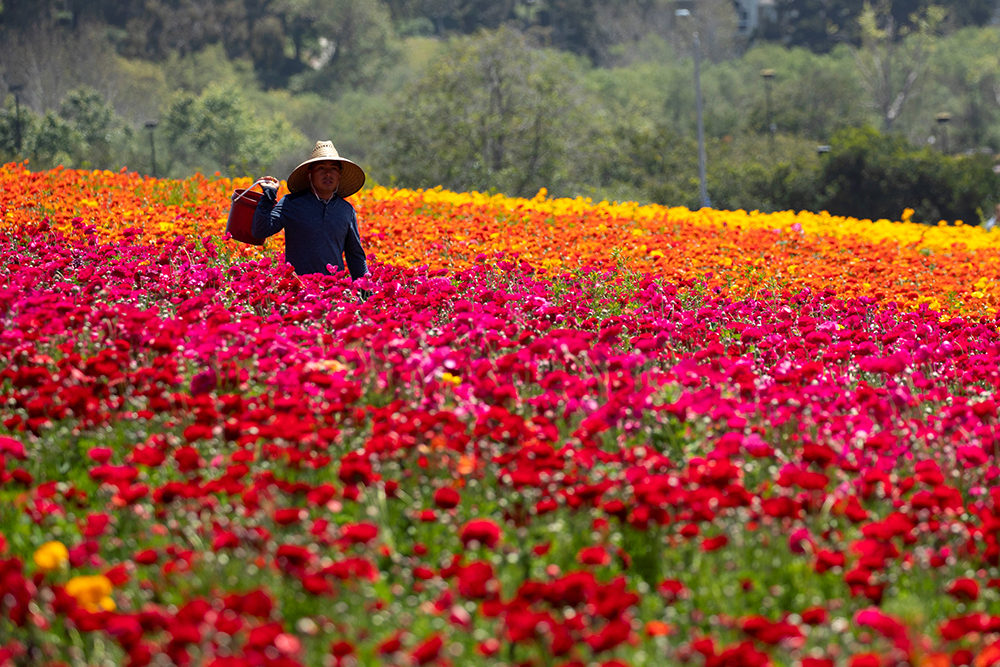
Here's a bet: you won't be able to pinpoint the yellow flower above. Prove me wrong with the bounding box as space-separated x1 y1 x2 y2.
65 575 116 612
33 541 69 574
441 372 462 386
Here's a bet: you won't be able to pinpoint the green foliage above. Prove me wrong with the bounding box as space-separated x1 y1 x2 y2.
282 0 401 95
904 26 1000 152
600 121 701 209
162 83 305 177
30 111 77 170
816 125 1000 224
708 134 824 213
703 126 1000 222
58 86 135 169
364 26 605 198
0 86 141 171
760 0 996 54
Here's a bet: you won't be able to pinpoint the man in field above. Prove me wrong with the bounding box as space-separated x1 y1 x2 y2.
252 141 368 282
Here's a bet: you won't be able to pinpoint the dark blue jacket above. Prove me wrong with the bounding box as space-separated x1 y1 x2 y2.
252 187 368 278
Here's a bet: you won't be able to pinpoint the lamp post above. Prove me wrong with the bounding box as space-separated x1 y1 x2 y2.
145 120 158 177
760 69 775 158
9 84 24 155
935 112 951 155
676 8 710 209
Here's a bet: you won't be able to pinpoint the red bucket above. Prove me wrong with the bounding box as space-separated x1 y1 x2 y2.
226 187 264 245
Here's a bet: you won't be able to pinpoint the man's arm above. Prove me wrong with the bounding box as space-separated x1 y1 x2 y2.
251 184 285 239
344 209 368 280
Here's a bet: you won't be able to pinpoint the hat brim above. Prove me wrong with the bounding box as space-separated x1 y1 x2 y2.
287 157 366 198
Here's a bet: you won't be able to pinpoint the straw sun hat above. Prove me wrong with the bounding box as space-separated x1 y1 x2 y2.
286 141 366 198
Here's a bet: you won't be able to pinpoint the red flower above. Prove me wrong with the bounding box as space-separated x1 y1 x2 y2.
801 659 834 667
951 649 973 666
848 653 881 667
411 634 444 665
457 561 495 599
577 545 611 566
740 615 802 644
854 607 910 653
0 436 26 459
274 508 305 525
339 522 379 545
585 619 631 653
82 513 112 538
460 519 501 548
134 549 159 565
173 446 202 473
330 640 354 658
88 447 113 463
433 487 461 509
658 579 688 602
814 549 845 574
701 535 728 552
800 606 828 625
378 632 403 654
947 578 979 601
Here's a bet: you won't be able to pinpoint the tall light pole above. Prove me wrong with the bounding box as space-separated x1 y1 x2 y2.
676 8 710 209
935 112 951 155
145 120 158 177
9 84 24 155
761 69 775 159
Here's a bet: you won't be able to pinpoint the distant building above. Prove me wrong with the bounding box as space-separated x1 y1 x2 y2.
733 0 776 35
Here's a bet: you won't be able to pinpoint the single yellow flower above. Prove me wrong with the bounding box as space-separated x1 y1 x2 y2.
33 541 69 574
65 575 116 612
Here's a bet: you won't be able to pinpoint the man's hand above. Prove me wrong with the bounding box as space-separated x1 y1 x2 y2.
260 176 280 188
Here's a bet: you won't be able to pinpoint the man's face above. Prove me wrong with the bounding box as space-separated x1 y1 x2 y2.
309 161 341 196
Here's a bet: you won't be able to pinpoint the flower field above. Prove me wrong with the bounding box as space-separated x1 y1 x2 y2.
2 163 1000 667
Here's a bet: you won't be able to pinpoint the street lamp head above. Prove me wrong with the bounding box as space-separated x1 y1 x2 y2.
817 145 831 155
760 69 776 80
674 8 691 17
145 120 159 129
935 112 952 125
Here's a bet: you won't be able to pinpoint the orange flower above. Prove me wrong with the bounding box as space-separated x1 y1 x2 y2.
645 620 675 636
975 641 1000 667
3 164 1000 318
65 575 116 611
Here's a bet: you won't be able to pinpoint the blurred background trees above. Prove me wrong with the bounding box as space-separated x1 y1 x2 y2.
0 0 999 223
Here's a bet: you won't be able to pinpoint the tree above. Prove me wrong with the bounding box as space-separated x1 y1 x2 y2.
761 0 865 52
0 22 122 111
759 0 991 53
916 26 1000 152
0 95 39 162
364 26 603 197
277 0 399 95
30 111 79 170
117 0 250 60
850 0 944 132
163 83 304 176
816 125 999 224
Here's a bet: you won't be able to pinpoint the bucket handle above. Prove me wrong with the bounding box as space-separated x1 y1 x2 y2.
232 179 268 204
